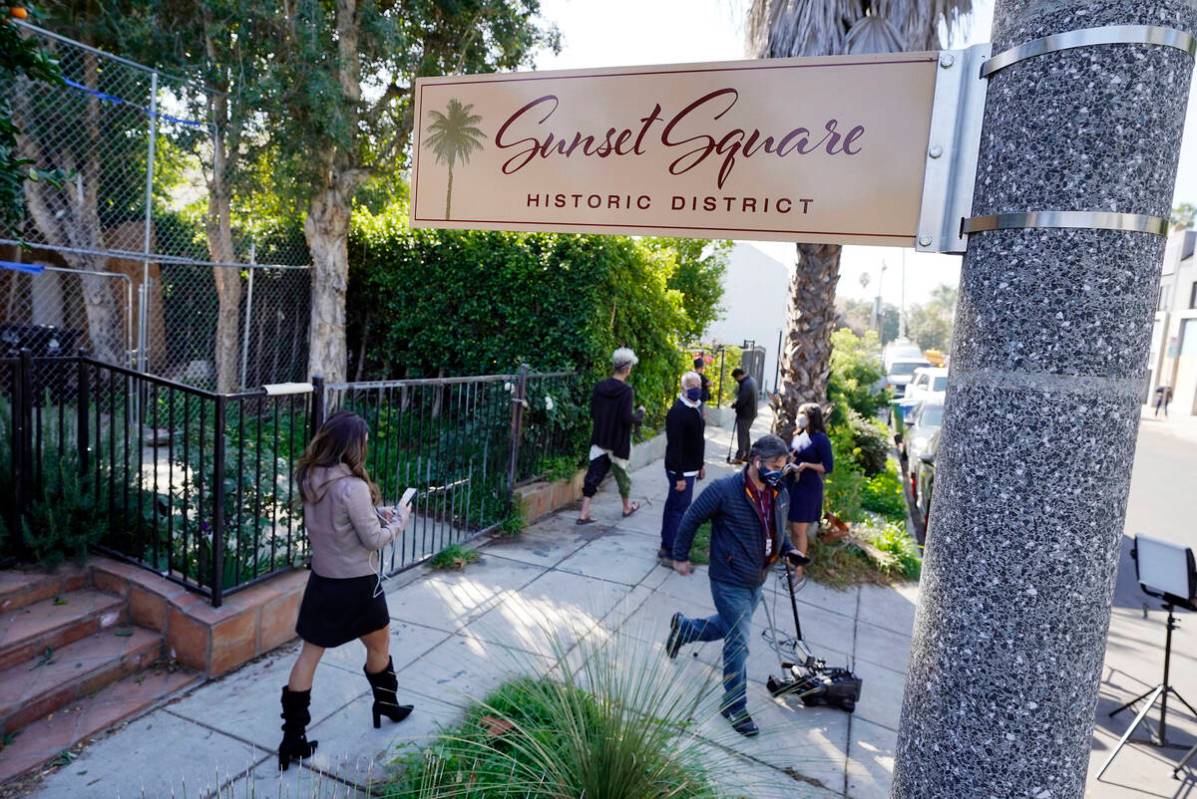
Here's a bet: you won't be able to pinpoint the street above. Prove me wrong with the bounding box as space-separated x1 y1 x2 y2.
1085 415 1197 797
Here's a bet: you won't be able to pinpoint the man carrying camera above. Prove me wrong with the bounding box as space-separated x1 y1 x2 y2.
666 434 808 737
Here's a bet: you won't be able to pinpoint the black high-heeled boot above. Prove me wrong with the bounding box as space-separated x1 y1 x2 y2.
364 656 413 728
278 686 319 771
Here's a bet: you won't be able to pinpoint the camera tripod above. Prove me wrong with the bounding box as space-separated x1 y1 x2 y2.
1097 603 1197 780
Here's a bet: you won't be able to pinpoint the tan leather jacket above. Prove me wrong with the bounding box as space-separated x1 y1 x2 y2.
302 464 407 579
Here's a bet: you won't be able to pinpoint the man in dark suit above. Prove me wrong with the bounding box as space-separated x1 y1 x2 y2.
730 367 758 463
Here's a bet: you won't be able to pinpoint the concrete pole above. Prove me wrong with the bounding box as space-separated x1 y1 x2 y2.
892 3 1197 798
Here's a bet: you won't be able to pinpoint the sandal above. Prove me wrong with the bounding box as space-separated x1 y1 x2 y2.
622 502 641 518
576 517 596 526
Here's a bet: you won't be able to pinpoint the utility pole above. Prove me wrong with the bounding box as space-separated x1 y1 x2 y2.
892 3 1197 797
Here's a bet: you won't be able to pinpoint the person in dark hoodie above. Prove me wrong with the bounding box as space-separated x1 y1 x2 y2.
279 412 413 771
730 367 758 463
577 347 645 525
659 370 706 566
665 434 808 737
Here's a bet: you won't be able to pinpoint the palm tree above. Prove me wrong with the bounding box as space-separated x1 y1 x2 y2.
748 0 972 438
424 99 485 219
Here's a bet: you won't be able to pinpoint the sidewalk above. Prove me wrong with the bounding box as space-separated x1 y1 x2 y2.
25 412 916 799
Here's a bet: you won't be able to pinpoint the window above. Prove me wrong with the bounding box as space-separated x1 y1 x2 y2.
1190 281 1197 309
918 405 944 428
932 376 948 392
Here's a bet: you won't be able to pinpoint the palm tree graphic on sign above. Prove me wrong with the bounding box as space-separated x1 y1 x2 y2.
424 99 485 219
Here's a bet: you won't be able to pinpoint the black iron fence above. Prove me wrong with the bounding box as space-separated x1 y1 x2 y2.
2 353 586 605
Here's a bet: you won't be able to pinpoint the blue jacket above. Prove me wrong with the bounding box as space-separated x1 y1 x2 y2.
673 469 794 588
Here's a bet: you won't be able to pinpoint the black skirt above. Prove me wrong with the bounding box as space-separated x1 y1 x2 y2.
295 571 390 648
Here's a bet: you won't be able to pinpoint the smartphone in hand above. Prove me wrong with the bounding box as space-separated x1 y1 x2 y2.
400 487 418 511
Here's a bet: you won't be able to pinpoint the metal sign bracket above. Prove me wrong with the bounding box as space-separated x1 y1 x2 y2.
915 44 991 255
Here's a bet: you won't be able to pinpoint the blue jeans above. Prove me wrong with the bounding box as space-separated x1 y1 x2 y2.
660 470 695 554
675 579 763 717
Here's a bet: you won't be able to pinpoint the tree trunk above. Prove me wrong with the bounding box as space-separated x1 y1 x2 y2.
445 163 454 219
773 242 841 440
206 116 242 393
206 180 241 393
305 186 351 383
17 49 123 365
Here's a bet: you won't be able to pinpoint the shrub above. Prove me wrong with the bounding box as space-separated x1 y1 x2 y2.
428 543 480 571
498 499 526 538
19 449 108 570
688 521 712 565
827 327 887 425
809 521 921 587
861 463 907 522
843 409 890 477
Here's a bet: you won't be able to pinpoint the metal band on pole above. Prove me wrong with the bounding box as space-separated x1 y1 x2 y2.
981 25 1197 78
962 211 1169 236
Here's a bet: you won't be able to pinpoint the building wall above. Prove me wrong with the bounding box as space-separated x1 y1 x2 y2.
703 242 789 392
1149 229 1197 415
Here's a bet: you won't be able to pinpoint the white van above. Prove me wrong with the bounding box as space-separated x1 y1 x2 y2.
887 357 931 397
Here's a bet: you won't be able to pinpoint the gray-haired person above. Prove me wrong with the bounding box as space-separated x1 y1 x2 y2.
578 348 646 525
659 371 706 565
666 434 808 737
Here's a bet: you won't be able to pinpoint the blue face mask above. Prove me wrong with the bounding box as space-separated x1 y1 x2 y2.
758 465 785 487
685 387 702 402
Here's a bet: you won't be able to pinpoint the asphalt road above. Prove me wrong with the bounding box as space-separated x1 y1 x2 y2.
1086 418 1197 797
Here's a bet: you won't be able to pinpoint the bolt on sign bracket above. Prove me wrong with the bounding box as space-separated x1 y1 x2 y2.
915 44 990 255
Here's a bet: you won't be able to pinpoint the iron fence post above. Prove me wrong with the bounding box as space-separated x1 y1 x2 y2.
76 352 89 474
211 394 226 607
310 376 325 439
716 348 726 409
9 350 29 523
507 364 529 490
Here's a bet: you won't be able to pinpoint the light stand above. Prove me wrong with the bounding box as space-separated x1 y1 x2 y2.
1097 601 1197 780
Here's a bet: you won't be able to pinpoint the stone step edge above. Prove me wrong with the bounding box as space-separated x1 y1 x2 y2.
0 664 201 786
0 590 127 673
0 626 163 735
0 566 91 615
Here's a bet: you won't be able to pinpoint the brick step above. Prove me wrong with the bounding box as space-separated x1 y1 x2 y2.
0 626 162 735
0 590 125 673
0 566 90 615
0 663 198 784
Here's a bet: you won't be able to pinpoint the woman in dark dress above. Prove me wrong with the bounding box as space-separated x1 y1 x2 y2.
787 403 833 579
278 412 413 770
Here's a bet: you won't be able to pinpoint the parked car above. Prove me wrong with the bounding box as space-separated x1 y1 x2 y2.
886 357 931 398
905 399 944 496
904 366 948 406
882 338 924 373
915 429 941 545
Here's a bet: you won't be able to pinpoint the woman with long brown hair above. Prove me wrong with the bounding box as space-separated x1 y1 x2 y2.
278 411 413 771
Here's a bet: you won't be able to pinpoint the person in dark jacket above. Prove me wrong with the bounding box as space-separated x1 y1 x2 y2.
578 347 646 525
730 368 758 463
787 402 833 581
666 435 808 737
694 357 712 404
659 371 706 566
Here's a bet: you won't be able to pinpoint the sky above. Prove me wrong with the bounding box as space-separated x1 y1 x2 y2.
531 0 1197 308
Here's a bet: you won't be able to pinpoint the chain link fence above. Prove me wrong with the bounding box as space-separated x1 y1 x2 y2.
2 22 311 393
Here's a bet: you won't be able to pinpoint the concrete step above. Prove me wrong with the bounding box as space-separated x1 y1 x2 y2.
0 566 90 615
0 626 162 735
0 663 199 784
0 590 125 672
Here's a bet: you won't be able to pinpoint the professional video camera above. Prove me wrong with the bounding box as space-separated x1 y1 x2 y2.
762 558 862 713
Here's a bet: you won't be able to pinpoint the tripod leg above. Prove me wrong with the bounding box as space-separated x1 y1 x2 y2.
1174 742 1197 779
1166 687 1197 720
1108 684 1162 718
1097 685 1165 780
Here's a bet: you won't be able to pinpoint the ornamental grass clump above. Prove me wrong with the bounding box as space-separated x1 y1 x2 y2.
383 629 730 799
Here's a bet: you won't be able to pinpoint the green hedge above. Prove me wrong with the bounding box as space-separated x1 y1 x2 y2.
346 208 725 429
